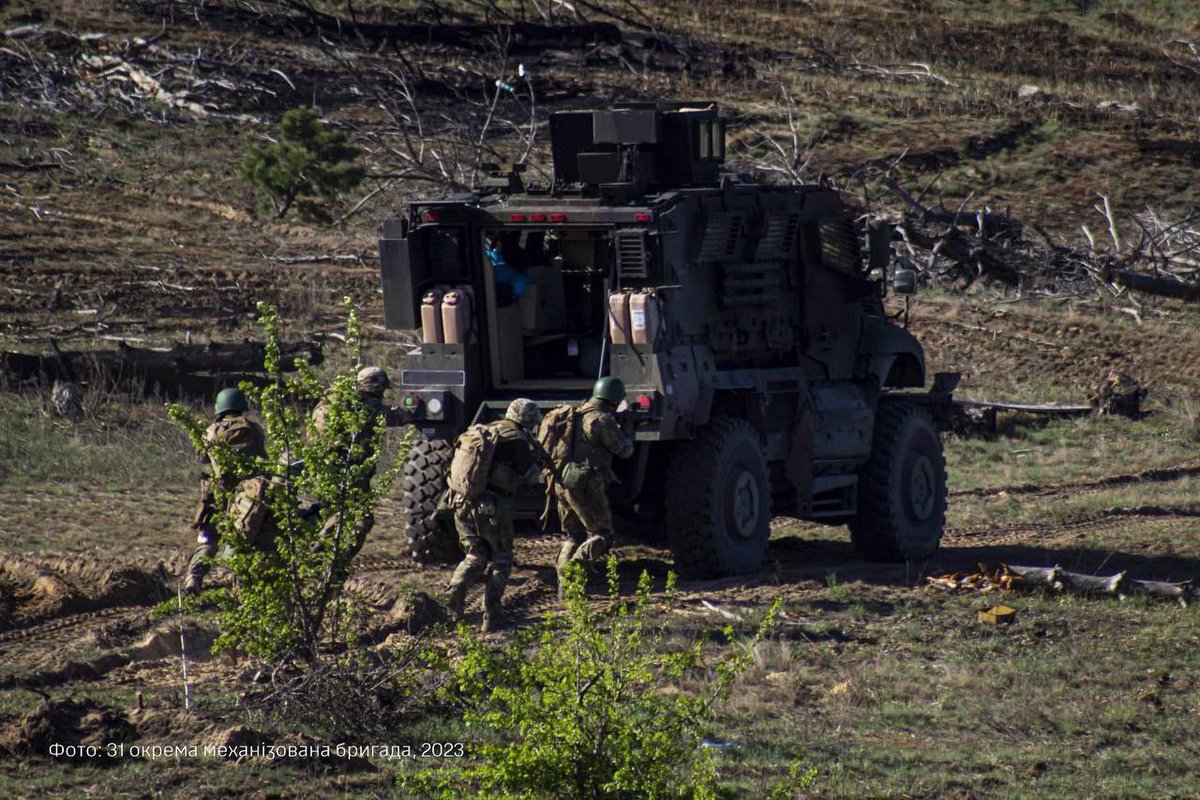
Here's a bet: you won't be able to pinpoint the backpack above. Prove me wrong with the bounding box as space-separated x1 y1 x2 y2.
538 405 594 490
447 423 501 501
538 405 579 465
230 476 276 550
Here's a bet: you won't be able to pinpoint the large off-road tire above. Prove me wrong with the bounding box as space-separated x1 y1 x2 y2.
849 402 947 561
665 418 771 578
401 434 462 564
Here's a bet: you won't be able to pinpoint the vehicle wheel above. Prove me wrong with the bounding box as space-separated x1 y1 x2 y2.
665 418 771 578
849 402 946 561
401 434 462 564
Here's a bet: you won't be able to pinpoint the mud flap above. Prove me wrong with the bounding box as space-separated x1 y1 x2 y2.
786 408 814 518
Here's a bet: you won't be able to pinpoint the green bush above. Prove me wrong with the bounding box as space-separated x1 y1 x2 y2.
240 106 363 221
167 300 410 660
400 561 813 799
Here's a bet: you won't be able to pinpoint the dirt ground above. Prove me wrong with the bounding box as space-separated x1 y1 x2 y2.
5 0 1200 796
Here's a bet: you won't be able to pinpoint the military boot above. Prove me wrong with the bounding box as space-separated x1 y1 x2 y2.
480 575 506 633
555 540 578 601
445 582 467 621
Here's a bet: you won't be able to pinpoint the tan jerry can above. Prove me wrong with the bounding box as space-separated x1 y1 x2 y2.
441 284 474 344
421 287 445 344
629 291 660 346
608 291 632 344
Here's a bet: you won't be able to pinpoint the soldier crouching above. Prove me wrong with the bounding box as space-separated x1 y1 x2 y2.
444 398 544 632
184 387 269 595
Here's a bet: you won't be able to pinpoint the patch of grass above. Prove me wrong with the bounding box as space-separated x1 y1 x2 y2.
945 411 1197 493
712 587 1200 797
0 393 194 489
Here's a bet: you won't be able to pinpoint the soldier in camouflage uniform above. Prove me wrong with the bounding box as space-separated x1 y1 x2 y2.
445 398 543 632
184 387 268 595
312 366 410 564
544 377 634 594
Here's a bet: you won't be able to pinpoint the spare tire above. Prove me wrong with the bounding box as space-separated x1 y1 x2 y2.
401 434 462 564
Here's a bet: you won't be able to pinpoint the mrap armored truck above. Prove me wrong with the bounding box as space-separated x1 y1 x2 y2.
379 102 955 577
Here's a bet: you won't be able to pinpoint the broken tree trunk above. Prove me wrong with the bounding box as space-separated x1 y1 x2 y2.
1 340 322 400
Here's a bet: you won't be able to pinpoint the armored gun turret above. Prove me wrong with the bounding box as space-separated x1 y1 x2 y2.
379 102 956 576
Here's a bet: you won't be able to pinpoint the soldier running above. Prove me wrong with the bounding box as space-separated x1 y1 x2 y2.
444 398 544 632
540 377 634 596
184 387 268 595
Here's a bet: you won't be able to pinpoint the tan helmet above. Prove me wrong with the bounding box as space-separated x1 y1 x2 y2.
356 366 391 396
505 398 542 432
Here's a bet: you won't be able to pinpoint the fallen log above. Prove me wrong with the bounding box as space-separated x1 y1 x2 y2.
1 340 322 399
1104 268 1200 302
932 563 1198 605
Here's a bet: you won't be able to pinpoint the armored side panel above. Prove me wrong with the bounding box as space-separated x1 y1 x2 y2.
380 218 414 329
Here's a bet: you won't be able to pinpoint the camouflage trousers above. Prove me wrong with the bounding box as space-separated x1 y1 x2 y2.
446 497 515 624
553 475 614 574
320 510 375 586
185 532 219 593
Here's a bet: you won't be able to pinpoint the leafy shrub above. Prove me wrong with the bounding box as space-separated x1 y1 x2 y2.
167 300 410 660
400 561 812 799
240 106 363 221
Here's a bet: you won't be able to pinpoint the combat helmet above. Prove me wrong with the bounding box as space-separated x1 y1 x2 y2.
505 398 542 432
592 376 626 405
356 366 391 397
215 387 248 416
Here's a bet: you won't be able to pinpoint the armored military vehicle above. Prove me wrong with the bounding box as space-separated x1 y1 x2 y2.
379 102 956 577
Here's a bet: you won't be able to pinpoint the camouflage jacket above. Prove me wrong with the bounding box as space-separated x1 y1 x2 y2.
312 392 411 485
574 398 634 472
193 413 266 529
484 418 540 495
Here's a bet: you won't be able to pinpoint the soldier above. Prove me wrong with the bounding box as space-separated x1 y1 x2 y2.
184 387 268 595
445 398 543 632
540 377 635 595
312 366 409 564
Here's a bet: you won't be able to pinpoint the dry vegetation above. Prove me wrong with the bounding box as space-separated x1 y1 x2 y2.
3 0 1200 797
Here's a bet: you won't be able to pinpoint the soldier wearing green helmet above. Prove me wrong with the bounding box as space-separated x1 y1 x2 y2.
184 387 268 594
539 376 635 595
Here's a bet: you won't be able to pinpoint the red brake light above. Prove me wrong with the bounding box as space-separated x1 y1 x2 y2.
509 213 527 222
634 213 653 222
422 211 439 223
636 394 653 410
549 213 568 222
529 213 547 222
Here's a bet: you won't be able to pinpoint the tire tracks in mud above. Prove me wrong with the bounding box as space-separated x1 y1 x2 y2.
950 460 1200 500
0 606 146 649
944 503 1200 549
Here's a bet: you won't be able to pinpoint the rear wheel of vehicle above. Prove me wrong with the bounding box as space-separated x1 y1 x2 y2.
401 434 462 564
665 418 771 578
849 402 946 561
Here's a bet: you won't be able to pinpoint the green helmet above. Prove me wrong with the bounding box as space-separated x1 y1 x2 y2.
215 387 248 416
592 376 626 405
506 398 542 431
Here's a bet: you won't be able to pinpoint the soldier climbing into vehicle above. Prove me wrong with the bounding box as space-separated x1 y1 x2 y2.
444 398 544 632
540 377 635 597
184 387 271 595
